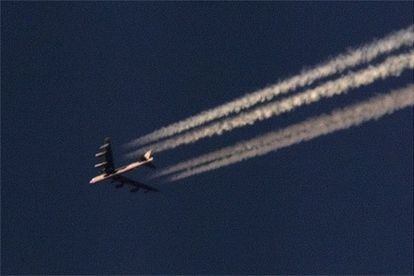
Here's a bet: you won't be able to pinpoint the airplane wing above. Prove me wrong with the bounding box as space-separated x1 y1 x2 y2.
113 175 159 193
90 138 158 190
94 137 115 174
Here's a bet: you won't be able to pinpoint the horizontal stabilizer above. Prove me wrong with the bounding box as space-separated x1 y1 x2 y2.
145 162 156 169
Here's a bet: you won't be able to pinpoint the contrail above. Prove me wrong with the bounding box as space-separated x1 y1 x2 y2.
126 26 413 148
166 84 414 181
127 50 414 157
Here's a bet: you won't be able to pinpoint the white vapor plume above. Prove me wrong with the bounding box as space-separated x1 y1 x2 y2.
127 26 413 148
127 50 414 157
167 84 414 181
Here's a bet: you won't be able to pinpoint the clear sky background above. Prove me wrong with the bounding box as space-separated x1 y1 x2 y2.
2 2 413 274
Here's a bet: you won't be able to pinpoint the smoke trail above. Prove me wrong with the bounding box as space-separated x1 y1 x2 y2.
167 85 414 181
153 83 414 179
150 136 264 178
127 26 413 148
127 51 414 157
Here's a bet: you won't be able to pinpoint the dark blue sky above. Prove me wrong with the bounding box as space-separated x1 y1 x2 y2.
2 2 413 274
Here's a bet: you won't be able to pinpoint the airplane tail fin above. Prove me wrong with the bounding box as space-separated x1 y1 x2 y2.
143 150 152 161
141 150 156 169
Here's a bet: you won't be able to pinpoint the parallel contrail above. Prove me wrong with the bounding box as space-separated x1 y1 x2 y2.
166 85 414 181
126 26 413 148
127 51 414 157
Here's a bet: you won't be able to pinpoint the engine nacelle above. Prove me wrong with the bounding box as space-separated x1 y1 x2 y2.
94 161 108 168
95 151 107 158
99 143 110 150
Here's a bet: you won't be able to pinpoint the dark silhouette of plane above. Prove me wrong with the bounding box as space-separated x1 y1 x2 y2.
90 137 159 193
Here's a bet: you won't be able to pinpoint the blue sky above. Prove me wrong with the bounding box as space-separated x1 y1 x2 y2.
2 2 413 274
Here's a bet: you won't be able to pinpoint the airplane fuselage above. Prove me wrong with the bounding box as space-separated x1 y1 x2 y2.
89 157 153 184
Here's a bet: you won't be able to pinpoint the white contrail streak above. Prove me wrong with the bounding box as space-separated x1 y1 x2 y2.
127 51 414 157
167 85 414 181
127 26 413 148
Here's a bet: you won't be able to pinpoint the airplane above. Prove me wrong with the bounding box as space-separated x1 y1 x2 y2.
89 137 159 193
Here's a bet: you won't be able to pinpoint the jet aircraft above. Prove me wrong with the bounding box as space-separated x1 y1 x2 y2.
90 137 159 193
